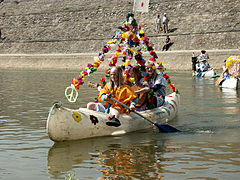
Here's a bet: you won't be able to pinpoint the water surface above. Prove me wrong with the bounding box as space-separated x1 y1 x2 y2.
0 70 239 179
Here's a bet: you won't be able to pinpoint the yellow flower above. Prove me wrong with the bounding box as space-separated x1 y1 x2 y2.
72 112 82 122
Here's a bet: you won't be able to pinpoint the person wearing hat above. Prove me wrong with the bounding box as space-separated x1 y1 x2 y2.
141 62 166 109
200 59 211 72
162 13 170 33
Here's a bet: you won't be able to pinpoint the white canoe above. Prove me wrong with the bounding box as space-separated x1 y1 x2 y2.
192 69 215 78
46 92 180 142
217 77 239 89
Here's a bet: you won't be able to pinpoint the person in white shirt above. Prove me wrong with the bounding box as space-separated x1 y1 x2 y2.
156 14 161 33
162 13 170 33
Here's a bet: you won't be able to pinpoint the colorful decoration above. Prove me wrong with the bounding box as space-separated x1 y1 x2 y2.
90 115 99 125
72 112 82 122
225 56 240 69
163 72 179 94
65 13 179 103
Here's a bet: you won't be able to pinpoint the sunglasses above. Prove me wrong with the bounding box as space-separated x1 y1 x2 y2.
146 67 154 70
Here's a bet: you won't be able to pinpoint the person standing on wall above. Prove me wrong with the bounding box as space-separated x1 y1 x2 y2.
156 14 162 33
162 13 170 33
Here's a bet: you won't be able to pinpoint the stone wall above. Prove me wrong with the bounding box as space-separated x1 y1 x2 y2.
0 0 239 54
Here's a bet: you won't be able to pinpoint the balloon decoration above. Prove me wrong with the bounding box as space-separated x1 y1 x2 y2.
65 13 179 103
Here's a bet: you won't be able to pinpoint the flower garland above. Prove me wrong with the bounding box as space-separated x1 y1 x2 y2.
163 72 179 94
65 13 179 103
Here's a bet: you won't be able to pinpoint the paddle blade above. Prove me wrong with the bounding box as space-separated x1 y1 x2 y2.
154 123 181 133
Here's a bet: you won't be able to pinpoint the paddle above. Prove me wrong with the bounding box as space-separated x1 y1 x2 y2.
108 96 180 133
207 73 221 79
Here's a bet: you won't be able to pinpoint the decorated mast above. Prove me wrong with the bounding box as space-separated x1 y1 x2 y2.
65 12 179 103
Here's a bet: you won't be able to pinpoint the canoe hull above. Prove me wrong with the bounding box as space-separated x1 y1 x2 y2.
216 77 239 89
46 92 180 142
192 69 215 78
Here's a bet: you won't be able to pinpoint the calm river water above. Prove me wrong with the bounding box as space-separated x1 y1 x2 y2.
0 70 239 180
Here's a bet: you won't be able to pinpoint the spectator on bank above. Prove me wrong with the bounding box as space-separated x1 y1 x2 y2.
162 35 173 51
162 13 170 33
197 50 209 62
156 14 162 33
192 52 198 72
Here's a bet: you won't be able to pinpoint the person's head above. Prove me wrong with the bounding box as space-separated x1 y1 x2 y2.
130 66 141 84
110 66 124 87
164 13 167 16
201 50 206 54
145 62 157 78
166 35 169 38
157 14 160 18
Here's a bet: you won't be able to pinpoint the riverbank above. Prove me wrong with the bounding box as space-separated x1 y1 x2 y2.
0 49 239 71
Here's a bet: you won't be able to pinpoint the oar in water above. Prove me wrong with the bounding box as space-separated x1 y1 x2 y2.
207 73 221 79
109 96 181 133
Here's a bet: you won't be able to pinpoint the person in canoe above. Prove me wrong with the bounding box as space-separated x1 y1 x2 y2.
142 62 166 109
130 66 149 112
88 66 138 127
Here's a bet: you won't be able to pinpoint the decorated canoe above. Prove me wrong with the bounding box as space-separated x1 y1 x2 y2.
46 92 180 142
216 77 239 89
192 69 215 78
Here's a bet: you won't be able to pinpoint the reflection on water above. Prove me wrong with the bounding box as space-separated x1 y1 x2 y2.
47 131 167 179
0 70 240 179
218 88 240 114
47 130 240 179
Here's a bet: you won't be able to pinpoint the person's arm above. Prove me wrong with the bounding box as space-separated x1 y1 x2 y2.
166 38 171 44
130 98 137 111
134 87 150 94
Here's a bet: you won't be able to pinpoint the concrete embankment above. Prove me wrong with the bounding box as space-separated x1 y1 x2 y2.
0 49 239 71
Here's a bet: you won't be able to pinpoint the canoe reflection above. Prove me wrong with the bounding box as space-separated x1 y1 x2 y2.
219 88 240 114
47 132 172 179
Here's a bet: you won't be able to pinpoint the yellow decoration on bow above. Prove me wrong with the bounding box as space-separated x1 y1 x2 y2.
72 112 82 122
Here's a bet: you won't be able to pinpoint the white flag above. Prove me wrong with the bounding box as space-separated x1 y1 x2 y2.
133 0 149 13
